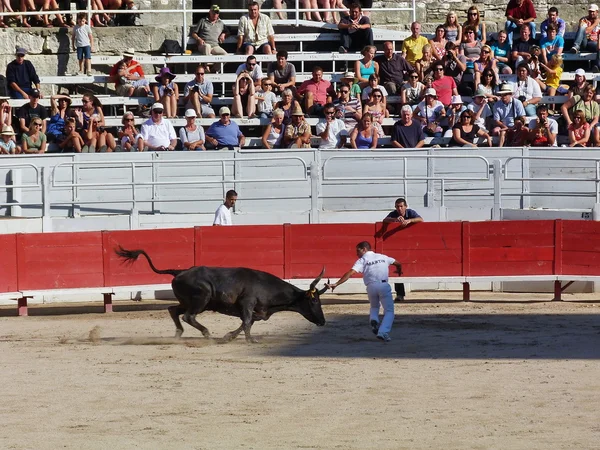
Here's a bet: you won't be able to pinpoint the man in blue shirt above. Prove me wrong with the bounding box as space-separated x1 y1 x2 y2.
383 197 423 302
5 47 41 99
205 107 246 150
540 7 566 39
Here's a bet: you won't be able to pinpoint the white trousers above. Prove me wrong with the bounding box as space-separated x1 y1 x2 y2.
366 281 394 334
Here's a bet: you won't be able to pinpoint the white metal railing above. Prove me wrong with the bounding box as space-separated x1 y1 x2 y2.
0 163 42 212
503 155 600 203
49 156 310 213
0 1 417 52
322 153 491 207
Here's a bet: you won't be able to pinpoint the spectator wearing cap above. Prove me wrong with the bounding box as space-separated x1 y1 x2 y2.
505 0 537 46
513 63 542 116
339 72 361 99
18 89 48 134
468 88 493 131
152 67 179 118
431 62 458 107
375 41 414 95
569 68 590 98
297 66 335 117
109 48 150 97
179 109 205 151
6 47 41 100
413 88 446 138
283 107 312 148
236 55 264 88
492 82 526 138
184 65 215 118
0 126 21 155
391 104 425 148
267 50 296 95
338 3 373 53
237 1 276 55
571 3 600 67
191 5 229 56
205 107 245 150
540 7 566 40
138 103 177 151
445 94 467 133
118 111 140 152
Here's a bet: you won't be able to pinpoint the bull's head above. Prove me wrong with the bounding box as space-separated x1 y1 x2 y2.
302 267 327 326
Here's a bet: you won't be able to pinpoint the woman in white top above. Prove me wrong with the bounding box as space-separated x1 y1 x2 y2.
261 109 285 149
401 70 425 109
179 109 205 150
413 88 446 137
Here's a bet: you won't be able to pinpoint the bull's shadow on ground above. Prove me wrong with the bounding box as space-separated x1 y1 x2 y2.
259 311 600 360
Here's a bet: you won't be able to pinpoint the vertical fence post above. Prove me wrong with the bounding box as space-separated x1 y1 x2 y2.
181 0 188 54
492 159 502 221
309 161 319 224
283 223 292 279
41 167 52 232
295 0 299 26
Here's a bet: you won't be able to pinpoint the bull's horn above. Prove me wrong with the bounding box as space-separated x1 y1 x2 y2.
309 266 326 290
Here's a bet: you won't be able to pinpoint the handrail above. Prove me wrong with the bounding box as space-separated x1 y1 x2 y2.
49 157 310 211
0 163 42 210
322 153 491 207
0 2 417 50
503 155 600 203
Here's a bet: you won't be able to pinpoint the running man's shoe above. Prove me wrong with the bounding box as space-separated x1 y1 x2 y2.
370 320 379 335
377 332 391 342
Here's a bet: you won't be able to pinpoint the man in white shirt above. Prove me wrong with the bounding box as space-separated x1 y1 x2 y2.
137 102 177 151
316 103 348 149
213 189 237 226
327 241 402 342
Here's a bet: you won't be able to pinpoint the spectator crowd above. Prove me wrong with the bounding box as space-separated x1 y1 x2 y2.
3 0 600 152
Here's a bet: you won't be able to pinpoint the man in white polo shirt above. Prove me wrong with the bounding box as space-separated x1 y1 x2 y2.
137 102 177 151
213 189 237 225
326 241 403 342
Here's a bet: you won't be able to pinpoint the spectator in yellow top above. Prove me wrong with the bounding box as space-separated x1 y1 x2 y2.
402 22 430 66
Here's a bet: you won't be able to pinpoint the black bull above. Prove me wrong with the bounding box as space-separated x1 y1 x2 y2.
115 247 328 342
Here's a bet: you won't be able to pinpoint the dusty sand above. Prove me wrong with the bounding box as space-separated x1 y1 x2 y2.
1 292 599 450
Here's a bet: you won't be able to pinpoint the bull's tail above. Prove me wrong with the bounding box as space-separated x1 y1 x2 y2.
115 246 184 278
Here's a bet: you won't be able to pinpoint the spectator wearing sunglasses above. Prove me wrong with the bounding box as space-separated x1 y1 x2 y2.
431 62 458 107
184 65 215 118
235 55 264 88
21 118 47 154
137 103 177 151
333 83 363 132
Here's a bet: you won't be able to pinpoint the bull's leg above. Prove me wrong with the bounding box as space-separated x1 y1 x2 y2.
168 304 186 338
240 302 259 343
182 292 212 338
222 324 244 342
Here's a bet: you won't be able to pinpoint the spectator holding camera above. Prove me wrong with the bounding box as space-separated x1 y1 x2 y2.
138 102 177 151
441 42 467 87
528 105 557 146
184 65 215 118
513 63 542 116
152 67 179 118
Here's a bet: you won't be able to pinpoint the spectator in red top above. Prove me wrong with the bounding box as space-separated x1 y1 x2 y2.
430 62 458 106
505 0 537 46
296 66 335 117
571 3 600 71
109 48 150 97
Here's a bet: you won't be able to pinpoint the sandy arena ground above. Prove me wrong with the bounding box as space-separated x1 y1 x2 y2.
1 292 600 450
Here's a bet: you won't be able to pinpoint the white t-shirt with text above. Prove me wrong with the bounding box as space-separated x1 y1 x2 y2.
352 251 396 286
